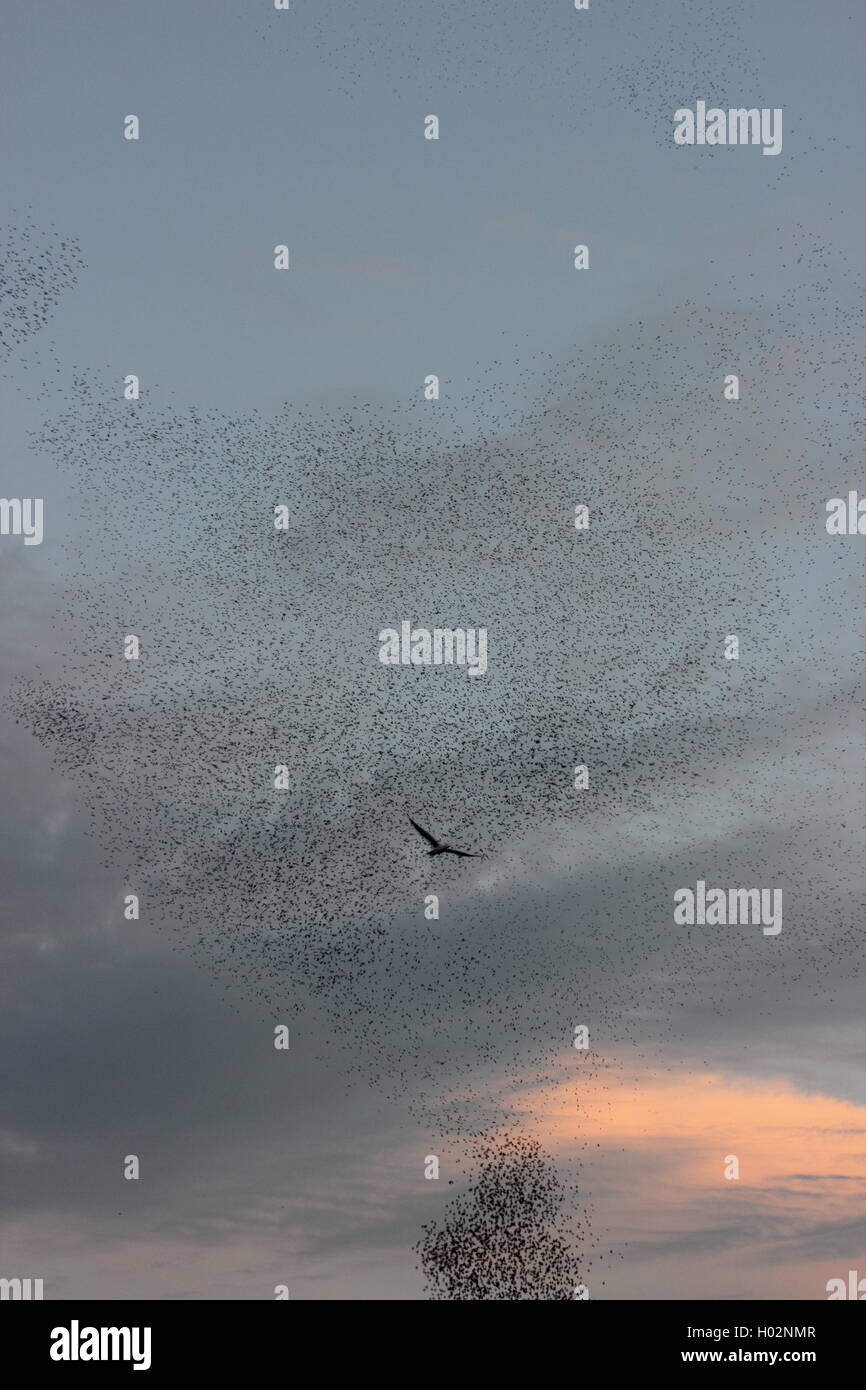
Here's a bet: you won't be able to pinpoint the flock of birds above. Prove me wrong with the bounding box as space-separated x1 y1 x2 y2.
5 207 865 1298
416 1132 591 1300
2 2 864 1299
0 213 85 396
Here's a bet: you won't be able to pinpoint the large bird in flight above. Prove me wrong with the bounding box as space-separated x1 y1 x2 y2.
407 813 484 858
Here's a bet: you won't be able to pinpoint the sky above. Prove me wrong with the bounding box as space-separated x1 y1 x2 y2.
1 0 865 1300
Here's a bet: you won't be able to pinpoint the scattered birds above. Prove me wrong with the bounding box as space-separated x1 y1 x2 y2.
0 214 84 360
0 213 85 397
8 219 864 1117
10 217 863 1135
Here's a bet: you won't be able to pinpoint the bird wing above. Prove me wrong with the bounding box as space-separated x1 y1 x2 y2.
448 848 484 858
407 814 440 848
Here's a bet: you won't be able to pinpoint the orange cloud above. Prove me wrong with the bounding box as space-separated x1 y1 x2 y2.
511 1063 866 1188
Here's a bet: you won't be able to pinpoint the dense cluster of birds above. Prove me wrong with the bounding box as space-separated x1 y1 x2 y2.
416 1132 591 1300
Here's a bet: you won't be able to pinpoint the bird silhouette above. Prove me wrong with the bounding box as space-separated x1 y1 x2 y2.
407 813 483 858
